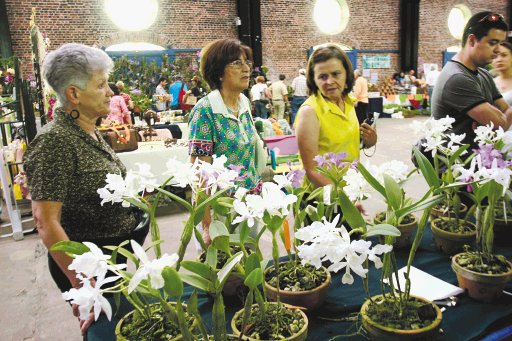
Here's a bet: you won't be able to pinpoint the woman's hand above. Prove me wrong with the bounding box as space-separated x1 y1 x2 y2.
360 122 377 148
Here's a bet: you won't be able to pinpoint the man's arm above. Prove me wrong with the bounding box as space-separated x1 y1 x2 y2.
467 98 512 130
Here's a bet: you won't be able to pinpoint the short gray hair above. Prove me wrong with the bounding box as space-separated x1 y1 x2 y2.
42 43 114 107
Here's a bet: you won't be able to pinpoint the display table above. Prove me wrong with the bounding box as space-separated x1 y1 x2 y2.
87 226 512 341
117 143 189 183
152 123 189 139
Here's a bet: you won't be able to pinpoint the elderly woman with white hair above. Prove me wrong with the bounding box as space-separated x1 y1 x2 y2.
23 43 148 335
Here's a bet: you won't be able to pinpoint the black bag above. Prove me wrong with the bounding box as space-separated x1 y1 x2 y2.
411 138 432 168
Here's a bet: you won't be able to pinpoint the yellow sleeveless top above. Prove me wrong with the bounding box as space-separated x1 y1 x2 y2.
297 93 360 163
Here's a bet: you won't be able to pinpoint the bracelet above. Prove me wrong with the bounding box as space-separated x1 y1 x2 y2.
363 143 377 157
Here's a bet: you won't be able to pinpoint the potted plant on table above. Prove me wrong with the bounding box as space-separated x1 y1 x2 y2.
411 116 477 255
298 151 446 339
451 124 512 302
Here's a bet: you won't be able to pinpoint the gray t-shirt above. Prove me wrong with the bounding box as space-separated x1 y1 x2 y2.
432 60 502 147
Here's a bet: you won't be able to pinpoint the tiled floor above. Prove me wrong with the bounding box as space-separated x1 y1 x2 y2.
0 116 429 340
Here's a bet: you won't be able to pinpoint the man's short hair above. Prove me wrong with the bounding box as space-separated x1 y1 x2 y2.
279 74 286 81
299 68 306 75
158 76 167 83
462 11 508 47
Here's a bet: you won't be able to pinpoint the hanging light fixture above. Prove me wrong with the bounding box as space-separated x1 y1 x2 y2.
104 0 159 31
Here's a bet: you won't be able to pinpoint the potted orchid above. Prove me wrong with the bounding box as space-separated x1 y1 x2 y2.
411 117 477 254
52 239 198 340
297 150 445 339
451 124 512 302
228 181 310 340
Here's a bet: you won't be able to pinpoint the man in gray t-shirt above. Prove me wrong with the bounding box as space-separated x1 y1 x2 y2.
432 11 510 148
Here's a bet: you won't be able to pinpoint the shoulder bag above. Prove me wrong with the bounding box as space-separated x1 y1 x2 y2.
99 125 138 153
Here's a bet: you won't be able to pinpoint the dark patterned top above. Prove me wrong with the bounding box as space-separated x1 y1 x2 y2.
188 91 262 192
23 109 137 240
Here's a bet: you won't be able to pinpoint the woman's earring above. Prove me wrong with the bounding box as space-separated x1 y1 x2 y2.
220 77 223 81
69 109 80 119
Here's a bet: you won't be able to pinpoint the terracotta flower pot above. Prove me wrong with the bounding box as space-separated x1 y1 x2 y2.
374 212 418 249
263 265 331 311
430 218 476 255
115 302 196 341
429 203 468 220
231 303 308 341
361 295 442 340
451 253 512 303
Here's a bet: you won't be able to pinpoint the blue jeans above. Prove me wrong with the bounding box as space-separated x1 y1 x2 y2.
253 100 269 119
290 96 307 127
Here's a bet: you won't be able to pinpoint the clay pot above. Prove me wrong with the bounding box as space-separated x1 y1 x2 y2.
374 212 418 249
115 302 196 341
429 203 468 220
451 253 512 303
231 303 308 341
263 265 331 311
361 295 442 340
430 218 476 255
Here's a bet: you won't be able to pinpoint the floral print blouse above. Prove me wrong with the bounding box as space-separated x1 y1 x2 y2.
188 90 262 192
23 109 137 240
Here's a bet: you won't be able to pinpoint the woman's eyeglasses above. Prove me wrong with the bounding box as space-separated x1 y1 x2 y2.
477 13 504 24
227 59 253 69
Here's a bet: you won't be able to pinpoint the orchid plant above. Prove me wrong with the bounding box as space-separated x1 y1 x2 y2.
452 124 512 264
97 155 239 267
51 239 199 340
411 116 471 221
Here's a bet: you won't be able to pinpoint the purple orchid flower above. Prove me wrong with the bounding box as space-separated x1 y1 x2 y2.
313 155 328 167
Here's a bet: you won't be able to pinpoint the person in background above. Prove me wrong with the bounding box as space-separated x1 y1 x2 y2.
425 65 440 108
250 75 270 119
183 75 206 105
188 38 262 246
169 74 187 110
432 11 510 149
353 69 369 124
154 76 169 112
107 83 131 124
493 41 512 106
269 74 289 120
295 44 377 188
23 43 148 335
290 68 308 127
116 80 134 110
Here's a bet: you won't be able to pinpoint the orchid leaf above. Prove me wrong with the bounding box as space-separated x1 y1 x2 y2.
162 266 183 298
187 290 200 316
205 247 218 269
51 240 90 255
153 186 193 211
383 174 402 211
196 187 231 212
244 268 263 289
121 197 150 213
448 144 470 164
102 245 139 265
337 190 366 231
217 252 244 292
412 147 440 188
395 194 444 219
245 253 261 274
305 186 324 201
357 162 386 198
365 223 401 237
210 220 230 253
180 273 211 292
180 261 215 280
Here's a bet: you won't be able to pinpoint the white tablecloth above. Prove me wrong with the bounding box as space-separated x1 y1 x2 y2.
117 143 189 183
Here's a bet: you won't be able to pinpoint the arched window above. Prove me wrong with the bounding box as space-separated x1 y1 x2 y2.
313 0 350 35
448 4 471 40
104 0 158 31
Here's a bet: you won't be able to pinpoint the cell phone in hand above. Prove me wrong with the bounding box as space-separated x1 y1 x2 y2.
364 112 379 128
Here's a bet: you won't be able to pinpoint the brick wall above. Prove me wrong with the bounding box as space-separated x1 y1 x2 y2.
5 0 510 86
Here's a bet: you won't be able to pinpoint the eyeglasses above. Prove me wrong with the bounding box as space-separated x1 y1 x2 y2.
227 59 253 69
477 13 504 24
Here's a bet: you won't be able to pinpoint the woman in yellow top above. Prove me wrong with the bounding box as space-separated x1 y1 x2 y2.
296 44 377 188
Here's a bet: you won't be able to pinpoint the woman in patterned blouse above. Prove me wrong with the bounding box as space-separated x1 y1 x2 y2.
23 43 148 335
189 38 262 246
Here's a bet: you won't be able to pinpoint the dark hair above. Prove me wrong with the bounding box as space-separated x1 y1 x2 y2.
158 76 167 84
306 44 354 97
109 83 119 96
279 74 286 81
499 40 512 52
462 11 508 47
200 38 253 90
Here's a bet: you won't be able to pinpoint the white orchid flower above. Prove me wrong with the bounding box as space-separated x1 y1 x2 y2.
62 275 119 321
367 244 393 269
273 174 293 191
164 157 198 188
68 242 126 279
232 199 260 227
128 240 179 293
233 187 248 201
